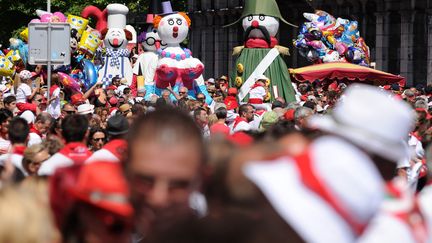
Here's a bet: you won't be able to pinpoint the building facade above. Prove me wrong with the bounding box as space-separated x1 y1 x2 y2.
186 0 432 87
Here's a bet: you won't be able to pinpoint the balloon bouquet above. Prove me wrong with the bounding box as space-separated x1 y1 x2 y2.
293 10 370 66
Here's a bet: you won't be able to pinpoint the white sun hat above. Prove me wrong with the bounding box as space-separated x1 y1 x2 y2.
77 103 95 115
308 84 415 163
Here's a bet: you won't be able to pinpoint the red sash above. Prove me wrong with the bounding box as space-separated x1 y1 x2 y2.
102 139 127 161
248 98 263 104
294 150 366 235
59 142 92 165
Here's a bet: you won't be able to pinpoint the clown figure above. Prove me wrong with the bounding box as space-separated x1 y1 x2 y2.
227 0 297 103
153 1 212 103
97 4 133 87
133 0 167 99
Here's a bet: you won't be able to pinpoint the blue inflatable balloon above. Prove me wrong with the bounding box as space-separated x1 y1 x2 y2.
82 59 97 90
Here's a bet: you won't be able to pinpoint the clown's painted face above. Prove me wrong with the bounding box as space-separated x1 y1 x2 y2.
242 15 279 38
143 26 166 51
157 13 189 44
104 28 128 49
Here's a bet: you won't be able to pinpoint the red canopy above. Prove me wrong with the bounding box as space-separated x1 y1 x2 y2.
289 62 405 86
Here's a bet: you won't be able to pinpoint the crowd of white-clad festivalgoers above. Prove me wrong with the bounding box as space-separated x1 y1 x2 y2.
1 0 432 243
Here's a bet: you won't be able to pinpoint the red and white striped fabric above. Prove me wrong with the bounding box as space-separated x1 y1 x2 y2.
244 136 384 243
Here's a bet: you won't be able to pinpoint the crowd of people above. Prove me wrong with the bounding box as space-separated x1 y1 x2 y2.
0 65 431 243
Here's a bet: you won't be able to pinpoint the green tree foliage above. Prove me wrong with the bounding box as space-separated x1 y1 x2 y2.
0 0 186 46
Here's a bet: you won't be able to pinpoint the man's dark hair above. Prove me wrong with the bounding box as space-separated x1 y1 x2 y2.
215 107 227 120
3 95 16 105
193 107 206 120
8 117 29 144
239 104 252 117
0 108 13 124
127 108 205 165
61 114 89 143
303 101 316 110
123 87 131 95
272 100 285 109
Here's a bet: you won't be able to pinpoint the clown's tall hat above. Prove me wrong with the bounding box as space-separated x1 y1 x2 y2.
107 4 129 29
224 0 297 28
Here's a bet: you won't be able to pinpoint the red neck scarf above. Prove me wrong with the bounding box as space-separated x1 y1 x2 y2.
233 116 248 129
245 37 278 48
30 124 42 137
13 145 26 155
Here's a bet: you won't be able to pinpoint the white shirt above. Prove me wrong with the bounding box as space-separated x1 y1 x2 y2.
231 120 252 133
16 83 31 103
38 152 73 176
86 148 119 163
47 87 61 119
0 153 26 176
249 86 266 101
28 133 42 146
0 137 11 153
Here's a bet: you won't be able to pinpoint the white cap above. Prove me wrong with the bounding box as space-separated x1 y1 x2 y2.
107 4 129 29
255 74 268 81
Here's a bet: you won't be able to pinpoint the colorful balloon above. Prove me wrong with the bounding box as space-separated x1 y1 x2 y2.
82 60 98 90
58 72 81 92
294 10 370 66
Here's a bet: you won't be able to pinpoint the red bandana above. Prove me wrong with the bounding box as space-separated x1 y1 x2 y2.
30 124 42 137
233 116 248 129
13 145 26 155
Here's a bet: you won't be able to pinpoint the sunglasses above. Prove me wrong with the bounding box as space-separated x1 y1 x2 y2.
35 99 43 103
64 110 75 114
179 92 186 94
93 137 105 142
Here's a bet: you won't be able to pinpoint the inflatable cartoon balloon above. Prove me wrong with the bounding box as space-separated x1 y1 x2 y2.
294 10 370 66
67 15 89 37
82 59 98 90
58 72 81 92
81 6 108 32
78 30 102 57
0 56 15 77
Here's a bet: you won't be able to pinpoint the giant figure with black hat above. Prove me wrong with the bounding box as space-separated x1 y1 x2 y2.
226 0 297 104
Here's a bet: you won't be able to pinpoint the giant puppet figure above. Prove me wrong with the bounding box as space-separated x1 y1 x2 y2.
226 0 297 104
133 0 167 99
98 4 133 86
152 1 212 103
